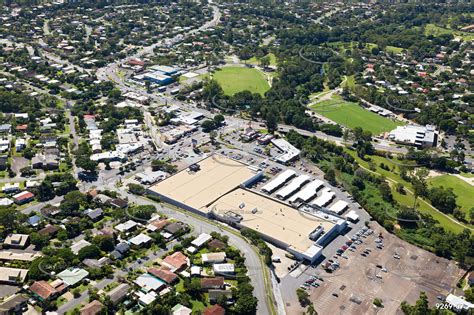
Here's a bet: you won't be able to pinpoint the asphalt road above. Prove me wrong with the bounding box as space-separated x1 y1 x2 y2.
114 186 273 315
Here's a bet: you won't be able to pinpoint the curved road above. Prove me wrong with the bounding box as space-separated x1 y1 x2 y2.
118 187 272 315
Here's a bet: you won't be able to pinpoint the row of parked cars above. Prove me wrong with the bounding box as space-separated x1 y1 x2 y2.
300 275 324 290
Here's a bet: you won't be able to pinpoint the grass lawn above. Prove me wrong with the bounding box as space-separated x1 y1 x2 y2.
248 53 277 67
342 75 356 90
310 95 404 135
460 172 474 178
190 299 207 312
424 23 474 41
56 296 68 307
212 66 270 96
386 46 404 54
429 175 474 214
76 283 90 293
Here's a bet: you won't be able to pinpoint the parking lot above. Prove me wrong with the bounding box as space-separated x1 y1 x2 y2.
288 222 464 315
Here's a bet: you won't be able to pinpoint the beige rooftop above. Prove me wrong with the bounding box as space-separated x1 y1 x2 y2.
210 188 335 253
149 155 256 211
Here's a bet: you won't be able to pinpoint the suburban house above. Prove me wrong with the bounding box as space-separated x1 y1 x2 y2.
79 300 104 315
0 267 28 285
115 220 138 233
12 191 34 205
70 239 92 255
200 277 224 290
147 267 178 284
57 268 89 286
207 239 226 250
203 304 226 315
202 252 226 264
29 280 65 301
84 208 104 221
109 198 128 209
31 154 59 170
38 225 59 237
128 233 153 247
134 273 166 292
161 251 189 272
3 234 30 249
146 219 169 232
171 304 192 315
164 222 186 235
213 264 235 277
107 283 130 306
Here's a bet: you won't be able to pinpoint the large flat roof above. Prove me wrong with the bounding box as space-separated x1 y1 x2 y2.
210 188 335 253
148 155 256 211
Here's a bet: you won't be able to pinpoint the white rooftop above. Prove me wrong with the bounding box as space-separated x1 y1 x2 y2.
191 233 212 248
261 169 296 193
329 200 349 214
311 187 335 208
276 175 310 199
288 179 325 203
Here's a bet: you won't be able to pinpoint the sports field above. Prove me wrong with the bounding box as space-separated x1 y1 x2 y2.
429 175 474 214
310 95 404 135
212 66 270 96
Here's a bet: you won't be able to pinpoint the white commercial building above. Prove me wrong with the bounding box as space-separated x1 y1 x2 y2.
345 210 359 222
271 138 300 164
329 200 349 215
276 175 310 200
388 124 438 148
288 180 325 204
311 187 335 208
261 169 296 194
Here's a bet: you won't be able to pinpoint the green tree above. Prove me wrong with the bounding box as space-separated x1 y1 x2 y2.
465 288 474 303
128 183 145 195
201 119 217 133
411 168 429 210
296 288 310 307
265 112 278 133
38 180 55 201
108 88 122 100
373 298 383 307
324 168 337 186
428 186 457 214
307 303 317 315
0 207 19 235
260 55 270 68
213 114 225 125
93 235 115 252
30 232 49 249
400 292 434 315
378 181 393 202
78 244 101 261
